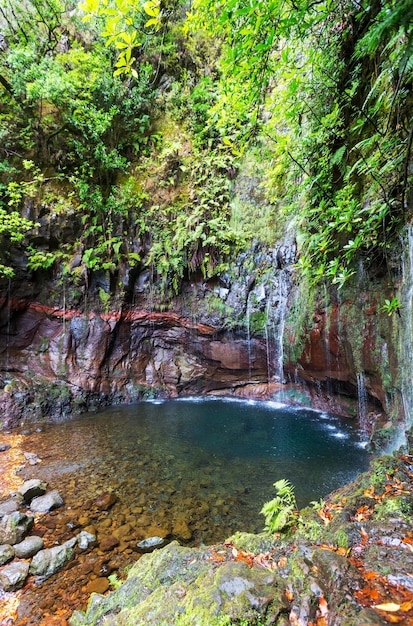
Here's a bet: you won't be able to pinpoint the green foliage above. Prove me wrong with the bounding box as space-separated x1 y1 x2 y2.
381 297 402 317
145 143 246 296
260 479 297 534
108 573 123 590
190 0 413 287
26 248 58 272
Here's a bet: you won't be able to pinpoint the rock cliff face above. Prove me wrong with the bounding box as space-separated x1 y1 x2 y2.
0 239 408 434
0 295 269 428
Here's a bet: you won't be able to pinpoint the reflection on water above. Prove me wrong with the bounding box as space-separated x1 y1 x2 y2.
18 397 370 539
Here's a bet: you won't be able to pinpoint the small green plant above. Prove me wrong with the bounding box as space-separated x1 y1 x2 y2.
108 573 123 589
380 297 402 317
260 479 298 533
98 287 111 313
26 248 57 272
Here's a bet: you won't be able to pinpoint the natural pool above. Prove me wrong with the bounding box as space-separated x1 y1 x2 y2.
19 397 370 539
1 397 372 623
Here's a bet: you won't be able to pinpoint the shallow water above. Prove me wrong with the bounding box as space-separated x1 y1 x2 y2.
19 397 370 539
0 397 372 623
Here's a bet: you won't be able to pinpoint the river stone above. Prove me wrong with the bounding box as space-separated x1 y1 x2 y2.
30 489 64 513
0 512 34 545
0 560 30 591
24 451 41 465
99 536 119 552
172 519 192 541
14 535 44 558
94 492 117 511
18 479 47 503
0 444 11 453
85 577 110 595
29 537 77 579
136 536 166 553
0 499 19 517
0 544 14 565
77 531 96 550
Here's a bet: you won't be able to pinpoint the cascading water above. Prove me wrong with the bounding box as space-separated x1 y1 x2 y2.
399 223 413 432
5 278 11 383
322 285 333 399
356 371 368 431
274 270 288 384
263 264 292 387
246 292 252 380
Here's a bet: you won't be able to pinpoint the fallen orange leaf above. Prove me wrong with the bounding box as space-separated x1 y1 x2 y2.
319 594 329 616
400 600 413 611
360 527 369 544
285 589 294 601
374 602 401 612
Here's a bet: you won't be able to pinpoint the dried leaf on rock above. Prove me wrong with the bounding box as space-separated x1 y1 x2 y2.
374 602 401 611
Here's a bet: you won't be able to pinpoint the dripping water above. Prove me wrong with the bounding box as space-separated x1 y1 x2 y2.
356 371 368 431
275 271 288 384
400 223 413 431
246 292 252 381
4 278 11 383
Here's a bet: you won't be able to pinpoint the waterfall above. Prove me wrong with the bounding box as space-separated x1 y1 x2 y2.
246 293 252 380
399 223 413 431
4 278 11 383
356 371 368 430
275 271 288 384
264 268 290 386
264 299 272 385
322 284 333 398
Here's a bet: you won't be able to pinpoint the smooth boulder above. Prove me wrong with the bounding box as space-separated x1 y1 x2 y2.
0 560 30 591
29 538 76 579
14 535 44 559
0 544 14 566
0 512 34 545
18 479 47 503
0 500 19 517
30 490 63 513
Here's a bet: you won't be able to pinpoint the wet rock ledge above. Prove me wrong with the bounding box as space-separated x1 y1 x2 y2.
71 448 413 626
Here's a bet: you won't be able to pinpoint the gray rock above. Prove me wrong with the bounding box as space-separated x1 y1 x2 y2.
30 489 63 513
29 537 76 579
0 499 19 517
0 444 11 453
17 479 47 503
0 544 14 566
76 530 96 550
24 451 41 465
136 536 166 553
14 535 44 558
0 560 29 591
0 512 34 545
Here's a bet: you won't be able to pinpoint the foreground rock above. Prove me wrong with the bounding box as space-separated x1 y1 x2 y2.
0 512 34 545
13 535 44 559
0 561 30 591
18 479 47 503
0 544 14 565
29 538 77 579
30 490 64 513
0 500 19 516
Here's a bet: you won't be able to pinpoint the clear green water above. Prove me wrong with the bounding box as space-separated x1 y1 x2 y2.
20 397 370 542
